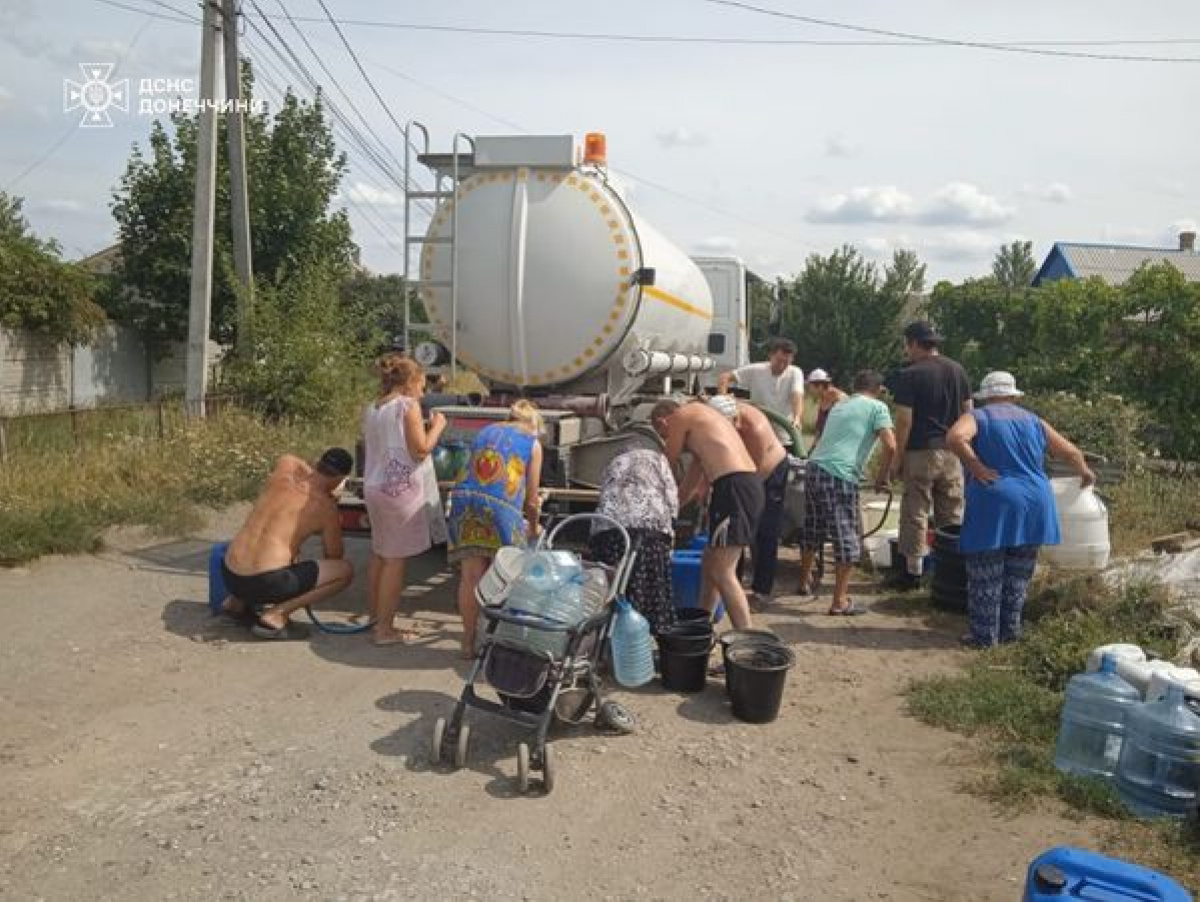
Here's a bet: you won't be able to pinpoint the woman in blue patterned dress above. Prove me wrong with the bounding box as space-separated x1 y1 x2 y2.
947 371 1095 648
446 400 544 657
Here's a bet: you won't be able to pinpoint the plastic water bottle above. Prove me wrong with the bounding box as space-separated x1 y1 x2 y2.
1115 683 1200 817
1054 654 1140 779
610 598 655 688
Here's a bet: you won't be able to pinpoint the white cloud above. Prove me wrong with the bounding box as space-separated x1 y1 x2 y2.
806 186 914 224
823 134 859 159
655 127 709 149
917 182 1014 227
346 183 403 206
1038 182 1072 204
693 235 738 254
921 230 1000 263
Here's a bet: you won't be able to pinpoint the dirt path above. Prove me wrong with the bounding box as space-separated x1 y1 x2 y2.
0 511 1102 901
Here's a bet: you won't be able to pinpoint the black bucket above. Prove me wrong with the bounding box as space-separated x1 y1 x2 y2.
726 644 795 723
659 646 710 693
657 627 714 657
719 630 786 698
930 525 968 611
674 606 713 625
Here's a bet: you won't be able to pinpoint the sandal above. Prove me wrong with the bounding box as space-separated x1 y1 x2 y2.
250 618 309 640
827 600 867 617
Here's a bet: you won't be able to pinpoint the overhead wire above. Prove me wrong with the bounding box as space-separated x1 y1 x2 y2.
698 0 1200 63
247 12 1200 58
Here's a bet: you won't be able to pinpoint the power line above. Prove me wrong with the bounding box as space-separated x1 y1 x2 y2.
92 0 197 26
700 0 1200 63
246 12 1200 57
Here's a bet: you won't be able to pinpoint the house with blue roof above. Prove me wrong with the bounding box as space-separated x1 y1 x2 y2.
1033 230 1200 287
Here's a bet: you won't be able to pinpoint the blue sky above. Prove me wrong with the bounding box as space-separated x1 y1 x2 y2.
2 0 1197 282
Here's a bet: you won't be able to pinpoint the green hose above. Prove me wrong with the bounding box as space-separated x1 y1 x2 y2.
753 404 806 457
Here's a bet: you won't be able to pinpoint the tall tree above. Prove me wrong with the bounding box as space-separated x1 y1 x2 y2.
779 245 912 383
992 240 1037 290
109 65 355 350
0 192 104 344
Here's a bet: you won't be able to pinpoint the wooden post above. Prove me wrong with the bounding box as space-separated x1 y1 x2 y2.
70 405 81 450
0 416 8 466
157 398 166 441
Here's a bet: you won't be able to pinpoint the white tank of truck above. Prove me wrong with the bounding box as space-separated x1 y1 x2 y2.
416 134 715 402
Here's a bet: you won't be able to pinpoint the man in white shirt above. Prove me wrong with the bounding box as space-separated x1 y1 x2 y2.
717 337 805 449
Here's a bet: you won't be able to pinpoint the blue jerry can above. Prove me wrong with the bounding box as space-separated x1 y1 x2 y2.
1023 846 1192 901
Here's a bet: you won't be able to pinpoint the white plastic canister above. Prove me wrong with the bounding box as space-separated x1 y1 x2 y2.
1115 659 1176 698
1086 643 1147 673
1042 477 1111 571
1146 668 1200 703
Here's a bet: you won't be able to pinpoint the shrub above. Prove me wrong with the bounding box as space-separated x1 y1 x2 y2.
1022 390 1155 468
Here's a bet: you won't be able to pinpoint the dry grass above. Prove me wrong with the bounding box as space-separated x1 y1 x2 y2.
0 404 355 563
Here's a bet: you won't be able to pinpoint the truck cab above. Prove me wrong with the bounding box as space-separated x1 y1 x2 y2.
692 256 756 390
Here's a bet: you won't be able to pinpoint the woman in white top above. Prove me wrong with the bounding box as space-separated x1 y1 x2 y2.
362 354 446 645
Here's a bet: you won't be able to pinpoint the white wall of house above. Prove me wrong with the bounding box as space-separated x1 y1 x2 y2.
0 327 220 414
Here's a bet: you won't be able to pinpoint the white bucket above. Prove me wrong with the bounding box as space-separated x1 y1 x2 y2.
475 546 529 607
864 529 898 568
1086 643 1147 673
1042 478 1111 571
1146 668 1200 702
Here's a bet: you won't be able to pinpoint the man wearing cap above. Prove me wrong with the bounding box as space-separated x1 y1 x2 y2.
795 371 896 615
707 395 789 608
887 321 973 590
220 449 355 639
807 368 847 445
717 337 805 449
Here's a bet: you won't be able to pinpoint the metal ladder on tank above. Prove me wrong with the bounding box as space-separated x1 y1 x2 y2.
401 123 474 384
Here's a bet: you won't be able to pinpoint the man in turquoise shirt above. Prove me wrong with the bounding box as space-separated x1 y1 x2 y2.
796 371 897 614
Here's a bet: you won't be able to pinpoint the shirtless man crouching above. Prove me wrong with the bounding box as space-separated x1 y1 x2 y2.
221 448 355 640
706 395 789 609
651 399 764 630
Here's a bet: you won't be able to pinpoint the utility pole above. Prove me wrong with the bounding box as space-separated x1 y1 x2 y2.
184 0 222 418
223 0 254 356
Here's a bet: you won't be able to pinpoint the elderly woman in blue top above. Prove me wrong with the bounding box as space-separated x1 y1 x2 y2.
946 371 1095 649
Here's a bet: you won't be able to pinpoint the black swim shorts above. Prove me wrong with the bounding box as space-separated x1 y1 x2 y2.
707 472 765 548
221 559 320 611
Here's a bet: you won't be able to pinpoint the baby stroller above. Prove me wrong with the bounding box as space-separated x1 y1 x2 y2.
430 513 637 794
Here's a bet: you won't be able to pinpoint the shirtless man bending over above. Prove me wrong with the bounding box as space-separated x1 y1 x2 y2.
222 448 355 640
651 399 764 630
706 395 789 607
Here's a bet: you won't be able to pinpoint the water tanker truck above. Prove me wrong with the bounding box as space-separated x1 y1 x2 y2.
400 130 759 501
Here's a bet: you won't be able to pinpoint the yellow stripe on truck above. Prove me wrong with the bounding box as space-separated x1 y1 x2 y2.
643 285 713 320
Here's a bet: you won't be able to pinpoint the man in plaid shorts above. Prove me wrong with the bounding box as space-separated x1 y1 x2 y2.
795 371 897 615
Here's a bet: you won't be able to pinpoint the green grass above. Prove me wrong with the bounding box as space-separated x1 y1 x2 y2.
907 576 1200 887
1107 469 1200 556
0 403 356 564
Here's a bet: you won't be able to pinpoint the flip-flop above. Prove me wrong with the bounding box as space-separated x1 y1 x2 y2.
371 629 423 646
828 602 867 617
250 619 309 640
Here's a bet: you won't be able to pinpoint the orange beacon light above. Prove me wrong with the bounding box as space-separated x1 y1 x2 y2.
583 132 607 166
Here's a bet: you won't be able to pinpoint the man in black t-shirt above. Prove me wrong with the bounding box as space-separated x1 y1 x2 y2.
886 321 972 589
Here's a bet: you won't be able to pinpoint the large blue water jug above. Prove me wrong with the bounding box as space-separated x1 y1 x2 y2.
207 541 230 616
1116 683 1200 817
1022 846 1192 901
610 598 655 688
1054 654 1141 779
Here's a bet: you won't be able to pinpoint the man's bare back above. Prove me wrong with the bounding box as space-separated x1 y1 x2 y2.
661 402 756 481
732 403 787 479
225 455 343 575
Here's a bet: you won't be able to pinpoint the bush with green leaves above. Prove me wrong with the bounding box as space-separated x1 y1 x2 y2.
1022 390 1155 468
219 263 371 425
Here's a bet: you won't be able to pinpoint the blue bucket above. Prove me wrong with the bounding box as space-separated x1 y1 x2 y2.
207 541 230 616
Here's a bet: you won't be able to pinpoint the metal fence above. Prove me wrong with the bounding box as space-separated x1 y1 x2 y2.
0 395 241 465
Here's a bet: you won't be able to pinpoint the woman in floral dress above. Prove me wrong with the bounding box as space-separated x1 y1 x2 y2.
446 400 544 657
